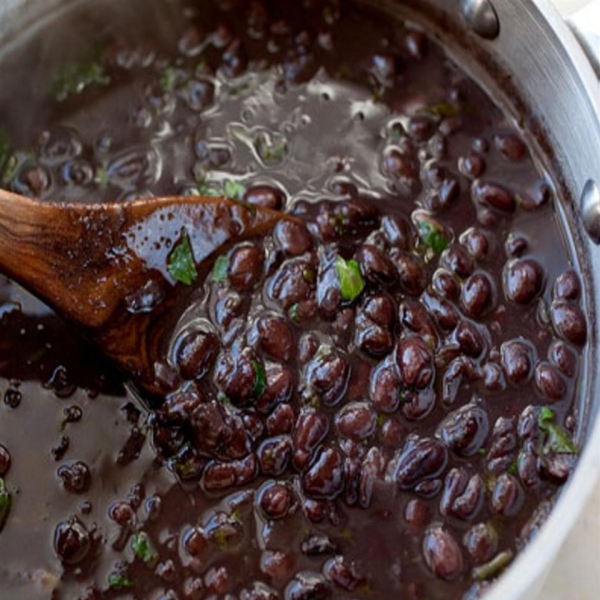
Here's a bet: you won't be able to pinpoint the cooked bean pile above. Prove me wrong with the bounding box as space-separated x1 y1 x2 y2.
0 1 586 599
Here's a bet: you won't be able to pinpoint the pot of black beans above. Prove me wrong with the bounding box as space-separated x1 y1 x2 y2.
0 1 599 600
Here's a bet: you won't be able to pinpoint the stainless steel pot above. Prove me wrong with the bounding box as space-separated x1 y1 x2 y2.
0 0 599 598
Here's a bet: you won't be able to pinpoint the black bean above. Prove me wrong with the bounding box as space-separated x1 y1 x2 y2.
275 220 312 256
483 362 506 391
554 269 581 300
402 388 436 422
473 181 516 213
534 362 566 401
422 293 459 331
240 583 279 600
494 132 527 161
258 481 294 520
306 350 349 406
491 474 523 516
335 402 376 441
245 185 285 210
461 273 494 318
302 446 344 500
174 329 218 381
408 115 437 142
442 356 481 405
391 252 426 296
58 461 91 494
256 315 294 363
285 572 330 600
504 259 544 305
399 300 438 346
432 269 460 301
422 526 464 581
550 300 587 345
393 437 447 490
395 337 434 389
454 320 486 358
202 454 257 493
204 566 230 594
323 556 365 591
370 363 401 413
459 153 486 179
549 341 577 378
436 403 489 457
501 340 534 385
258 436 292 476
293 408 329 470
356 244 397 286
267 404 295 436
0 445 11 477
54 518 91 565
539 452 576 484
440 244 474 279
229 245 264 291
382 214 412 249
182 526 209 558
270 259 315 309
260 550 294 582
463 523 498 565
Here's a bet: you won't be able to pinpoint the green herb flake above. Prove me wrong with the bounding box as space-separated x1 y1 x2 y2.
94 166 109 189
416 219 448 254
0 127 16 185
255 131 288 165
197 180 222 197
212 255 230 284
168 231 198 285
473 550 514 581
252 360 266 397
224 179 246 200
160 67 179 93
217 392 231 405
131 532 158 566
335 256 365 302
507 459 519 475
51 59 110 102
420 102 459 119
288 304 301 323
213 528 229 552
538 407 578 454
376 414 387 427
0 479 11 532
108 573 134 590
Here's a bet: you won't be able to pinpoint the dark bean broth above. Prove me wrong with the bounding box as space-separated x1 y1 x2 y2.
0 1 587 599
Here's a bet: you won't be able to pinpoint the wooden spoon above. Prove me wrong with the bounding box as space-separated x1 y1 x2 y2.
0 188 287 395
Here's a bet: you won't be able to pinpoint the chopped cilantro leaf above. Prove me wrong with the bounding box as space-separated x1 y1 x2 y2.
94 166 109 188
473 550 514 581
212 255 230 284
252 360 266 397
108 573 134 589
168 231 198 285
335 256 365 302
160 67 179 93
213 528 229 551
51 58 110 102
224 179 246 200
217 392 231 405
415 216 448 254
255 131 288 165
538 407 578 454
288 304 301 323
131 532 158 566
0 127 16 185
0 479 11 532
507 459 519 475
419 102 459 119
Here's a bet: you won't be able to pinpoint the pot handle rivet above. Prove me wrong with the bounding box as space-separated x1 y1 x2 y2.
461 0 500 40
580 179 600 244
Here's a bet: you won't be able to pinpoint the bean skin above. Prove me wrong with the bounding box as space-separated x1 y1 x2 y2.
422 526 464 581
356 244 397 286
463 523 498 565
335 402 376 441
395 337 434 390
491 473 524 516
501 340 534 385
461 273 494 318
473 180 516 213
549 341 577 378
229 245 264 291
306 350 349 406
245 185 285 210
550 300 587 345
554 269 581 301
255 316 294 363
534 362 566 401
393 437 448 490
370 363 401 413
302 446 345 500
285 572 330 600
293 408 329 470
258 436 292 476
504 259 544 305
436 403 489 457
